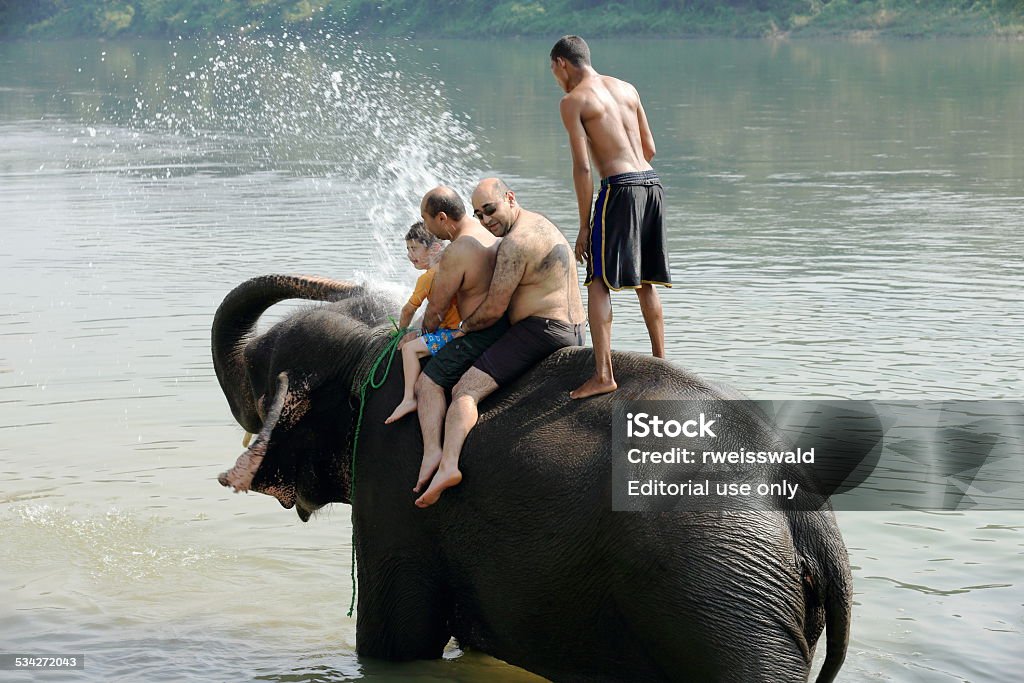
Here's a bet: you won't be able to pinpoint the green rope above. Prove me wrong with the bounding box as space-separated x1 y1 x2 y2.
347 322 409 618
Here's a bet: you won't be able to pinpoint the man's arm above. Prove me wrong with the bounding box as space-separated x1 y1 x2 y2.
560 96 594 264
461 239 526 333
421 249 463 333
398 302 417 330
636 96 656 162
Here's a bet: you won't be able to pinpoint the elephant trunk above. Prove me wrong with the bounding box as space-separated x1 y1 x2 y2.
211 274 363 433
218 370 302 511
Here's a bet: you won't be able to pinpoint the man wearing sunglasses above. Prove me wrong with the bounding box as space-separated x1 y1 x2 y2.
414 178 586 508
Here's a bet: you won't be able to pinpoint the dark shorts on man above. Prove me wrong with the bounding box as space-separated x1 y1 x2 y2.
586 169 671 291
422 316 511 390
473 316 585 387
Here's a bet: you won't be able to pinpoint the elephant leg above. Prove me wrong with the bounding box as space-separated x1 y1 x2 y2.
609 592 809 683
355 554 451 661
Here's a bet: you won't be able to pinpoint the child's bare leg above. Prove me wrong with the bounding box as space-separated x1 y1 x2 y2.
385 338 430 424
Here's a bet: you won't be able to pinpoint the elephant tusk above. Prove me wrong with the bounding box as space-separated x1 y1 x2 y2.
242 431 253 448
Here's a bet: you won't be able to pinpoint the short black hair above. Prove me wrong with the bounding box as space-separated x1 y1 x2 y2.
405 221 439 246
423 187 466 221
550 35 591 68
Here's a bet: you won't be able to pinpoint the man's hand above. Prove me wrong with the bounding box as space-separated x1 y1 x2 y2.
575 227 591 264
397 330 419 349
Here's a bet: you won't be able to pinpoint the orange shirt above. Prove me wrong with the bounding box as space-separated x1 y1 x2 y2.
409 268 461 330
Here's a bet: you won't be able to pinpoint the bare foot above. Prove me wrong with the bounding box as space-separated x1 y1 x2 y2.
413 449 443 493
414 465 463 508
384 398 417 424
570 374 618 399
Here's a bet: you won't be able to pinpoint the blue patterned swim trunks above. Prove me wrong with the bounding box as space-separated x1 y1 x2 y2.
423 327 458 355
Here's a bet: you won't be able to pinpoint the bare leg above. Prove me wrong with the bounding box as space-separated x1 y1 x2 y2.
415 368 498 508
413 373 447 493
385 338 428 424
635 284 665 358
571 280 617 399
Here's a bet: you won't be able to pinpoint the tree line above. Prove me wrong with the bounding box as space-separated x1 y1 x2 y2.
1 0 1022 39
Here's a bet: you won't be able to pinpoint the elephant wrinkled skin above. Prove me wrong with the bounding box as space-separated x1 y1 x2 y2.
213 274 852 683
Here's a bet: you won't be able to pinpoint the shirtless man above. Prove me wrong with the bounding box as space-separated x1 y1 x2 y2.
413 186 506 497
551 35 671 399
414 178 586 508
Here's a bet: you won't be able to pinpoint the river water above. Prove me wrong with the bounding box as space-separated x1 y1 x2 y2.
1 35 1022 681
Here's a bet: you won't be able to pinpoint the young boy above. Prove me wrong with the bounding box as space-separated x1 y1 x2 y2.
385 221 461 425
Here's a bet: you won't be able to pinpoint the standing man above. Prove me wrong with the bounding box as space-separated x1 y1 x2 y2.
413 186 507 495
551 35 671 399
414 178 586 508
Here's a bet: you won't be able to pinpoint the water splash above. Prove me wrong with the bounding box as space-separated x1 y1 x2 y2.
86 29 484 280
4 504 226 582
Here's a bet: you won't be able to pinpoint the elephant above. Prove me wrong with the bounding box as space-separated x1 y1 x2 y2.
213 274 853 683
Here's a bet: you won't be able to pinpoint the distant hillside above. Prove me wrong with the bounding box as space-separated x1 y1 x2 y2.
2 0 1022 39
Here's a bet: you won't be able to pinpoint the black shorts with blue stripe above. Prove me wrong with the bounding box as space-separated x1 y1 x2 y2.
586 169 671 291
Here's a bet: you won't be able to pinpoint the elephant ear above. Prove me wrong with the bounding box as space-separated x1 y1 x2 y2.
218 371 310 509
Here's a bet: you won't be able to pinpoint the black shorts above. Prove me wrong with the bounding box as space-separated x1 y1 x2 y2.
586 169 672 291
473 317 585 387
422 316 510 390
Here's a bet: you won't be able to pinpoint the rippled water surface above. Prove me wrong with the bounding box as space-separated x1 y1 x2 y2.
1 37 1022 681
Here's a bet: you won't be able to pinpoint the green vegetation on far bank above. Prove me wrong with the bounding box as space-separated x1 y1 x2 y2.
1 0 1022 40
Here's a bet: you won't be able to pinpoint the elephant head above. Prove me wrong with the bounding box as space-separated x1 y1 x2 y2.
212 274 395 520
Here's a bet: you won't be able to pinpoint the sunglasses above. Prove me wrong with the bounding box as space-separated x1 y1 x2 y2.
473 204 498 221
473 192 510 221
